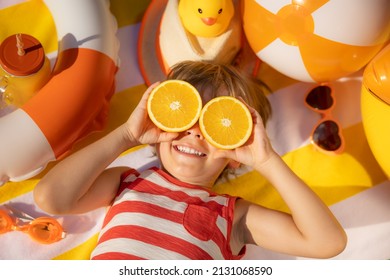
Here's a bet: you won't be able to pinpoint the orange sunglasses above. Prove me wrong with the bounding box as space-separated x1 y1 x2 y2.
305 85 344 155
0 204 65 244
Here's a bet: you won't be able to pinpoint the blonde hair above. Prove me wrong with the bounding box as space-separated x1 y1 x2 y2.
167 60 272 126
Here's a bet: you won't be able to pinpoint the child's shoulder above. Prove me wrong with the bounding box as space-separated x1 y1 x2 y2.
120 168 140 182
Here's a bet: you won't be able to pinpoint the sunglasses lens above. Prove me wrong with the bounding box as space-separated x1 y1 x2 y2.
312 120 342 151
29 219 63 244
306 85 333 110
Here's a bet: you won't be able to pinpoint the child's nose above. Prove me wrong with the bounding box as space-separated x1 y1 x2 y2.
185 124 204 139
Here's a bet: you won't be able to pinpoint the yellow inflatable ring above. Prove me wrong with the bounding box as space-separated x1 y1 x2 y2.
0 0 120 185
361 43 390 178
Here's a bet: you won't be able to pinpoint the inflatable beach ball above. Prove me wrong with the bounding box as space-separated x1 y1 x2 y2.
361 43 390 178
242 0 390 83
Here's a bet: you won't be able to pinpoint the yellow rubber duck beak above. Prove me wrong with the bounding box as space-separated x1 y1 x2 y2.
178 0 235 37
201 17 217 26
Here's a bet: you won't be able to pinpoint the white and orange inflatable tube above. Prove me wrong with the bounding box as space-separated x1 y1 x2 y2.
0 0 119 185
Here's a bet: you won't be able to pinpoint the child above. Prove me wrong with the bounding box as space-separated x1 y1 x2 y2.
34 61 347 260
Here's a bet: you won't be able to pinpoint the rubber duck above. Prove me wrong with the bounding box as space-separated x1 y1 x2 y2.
178 0 234 37
139 0 243 85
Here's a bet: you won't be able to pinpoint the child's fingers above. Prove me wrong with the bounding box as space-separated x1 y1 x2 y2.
146 81 160 94
142 82 160 100
137 82 161 110
237 97 264 126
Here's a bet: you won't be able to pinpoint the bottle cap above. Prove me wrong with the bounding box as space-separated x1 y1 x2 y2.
0 34 45 76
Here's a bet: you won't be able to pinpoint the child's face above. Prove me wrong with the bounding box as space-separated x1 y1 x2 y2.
156 87 235 188
156 121 231 188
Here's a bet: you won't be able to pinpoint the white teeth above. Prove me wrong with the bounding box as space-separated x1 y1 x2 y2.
176 145 205 157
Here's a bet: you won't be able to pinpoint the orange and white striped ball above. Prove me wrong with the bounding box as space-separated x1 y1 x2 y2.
242 0 390 83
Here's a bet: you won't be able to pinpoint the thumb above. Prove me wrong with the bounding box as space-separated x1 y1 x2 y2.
213 149 236 161
158 132 179 143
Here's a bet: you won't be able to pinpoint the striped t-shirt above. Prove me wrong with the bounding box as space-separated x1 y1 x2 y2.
91 167 245 260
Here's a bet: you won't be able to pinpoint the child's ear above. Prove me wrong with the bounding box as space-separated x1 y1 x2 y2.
227 160 240 170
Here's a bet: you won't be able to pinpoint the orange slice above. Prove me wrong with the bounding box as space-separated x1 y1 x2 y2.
199 96 253 149
147 80 202 132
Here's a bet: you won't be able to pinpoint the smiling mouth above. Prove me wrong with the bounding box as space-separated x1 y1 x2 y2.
174 145 206 157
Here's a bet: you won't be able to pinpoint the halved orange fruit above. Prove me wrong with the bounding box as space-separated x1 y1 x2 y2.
147 80 202 132
199 96 253 149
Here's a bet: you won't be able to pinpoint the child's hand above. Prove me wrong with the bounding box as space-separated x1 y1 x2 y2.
213 104 277 170
123 83 179 146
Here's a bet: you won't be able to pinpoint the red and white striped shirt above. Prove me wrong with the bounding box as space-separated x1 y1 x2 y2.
91 167 245 260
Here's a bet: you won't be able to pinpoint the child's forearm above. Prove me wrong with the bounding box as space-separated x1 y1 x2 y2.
254 153 346 253
49 124 134 186
34 124 138 214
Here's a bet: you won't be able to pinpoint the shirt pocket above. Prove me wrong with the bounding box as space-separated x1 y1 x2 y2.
183 204 217 241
